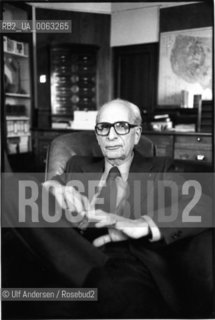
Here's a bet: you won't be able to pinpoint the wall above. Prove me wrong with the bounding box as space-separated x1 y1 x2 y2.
36 8 111 126
110 2 198 47
3 3 28 20
111 6 159 46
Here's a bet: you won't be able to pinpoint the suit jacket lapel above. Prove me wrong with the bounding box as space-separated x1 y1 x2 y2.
83 157 104 174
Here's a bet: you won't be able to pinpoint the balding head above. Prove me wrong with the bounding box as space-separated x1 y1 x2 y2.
96 99 142 126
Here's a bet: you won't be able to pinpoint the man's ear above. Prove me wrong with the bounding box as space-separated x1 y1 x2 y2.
134 126 142 145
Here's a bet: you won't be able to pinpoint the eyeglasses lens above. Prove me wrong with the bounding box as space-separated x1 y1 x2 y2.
115 122 129 134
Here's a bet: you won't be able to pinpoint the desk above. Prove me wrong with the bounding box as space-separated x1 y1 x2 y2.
144 132 212 163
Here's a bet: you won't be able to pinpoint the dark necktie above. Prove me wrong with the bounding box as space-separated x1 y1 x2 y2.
83 167 121 242
96 166 121 213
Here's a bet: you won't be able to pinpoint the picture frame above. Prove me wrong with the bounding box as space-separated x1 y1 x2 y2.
158 27 212 108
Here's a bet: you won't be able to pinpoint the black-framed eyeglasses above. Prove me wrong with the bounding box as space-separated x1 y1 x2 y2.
95 121 139 136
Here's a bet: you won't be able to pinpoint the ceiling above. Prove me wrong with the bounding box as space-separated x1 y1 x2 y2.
29 2 111 13
29 2 196 14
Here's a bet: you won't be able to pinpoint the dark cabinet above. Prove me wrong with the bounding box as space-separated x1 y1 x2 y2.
174 135 212 162
145 132 212 165
50 44 98 121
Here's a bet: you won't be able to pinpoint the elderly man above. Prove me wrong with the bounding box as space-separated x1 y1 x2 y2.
42 99 212 318
3 99 212 318
47 99 160 243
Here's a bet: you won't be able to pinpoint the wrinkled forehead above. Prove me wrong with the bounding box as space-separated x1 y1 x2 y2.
97 102 132 123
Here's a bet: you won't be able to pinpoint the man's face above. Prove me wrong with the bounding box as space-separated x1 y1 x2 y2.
96 102 142 164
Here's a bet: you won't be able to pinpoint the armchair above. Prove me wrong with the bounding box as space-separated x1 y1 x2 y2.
45 131 155 180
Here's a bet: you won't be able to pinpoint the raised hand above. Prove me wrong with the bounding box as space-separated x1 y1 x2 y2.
43 180 91 226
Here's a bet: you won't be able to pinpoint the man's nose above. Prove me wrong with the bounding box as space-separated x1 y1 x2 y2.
107 126 118 139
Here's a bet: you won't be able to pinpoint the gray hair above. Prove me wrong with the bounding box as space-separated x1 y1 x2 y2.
96 99 142 125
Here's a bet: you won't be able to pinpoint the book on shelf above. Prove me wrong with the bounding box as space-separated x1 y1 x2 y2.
6 116 30 137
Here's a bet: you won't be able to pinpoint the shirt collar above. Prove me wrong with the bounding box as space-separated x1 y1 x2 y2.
104 152 134 182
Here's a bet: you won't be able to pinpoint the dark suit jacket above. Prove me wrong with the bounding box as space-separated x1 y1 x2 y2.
55 151 213 316
2 152 213 317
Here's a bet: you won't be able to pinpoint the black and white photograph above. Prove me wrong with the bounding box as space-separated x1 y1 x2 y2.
1 1 214 319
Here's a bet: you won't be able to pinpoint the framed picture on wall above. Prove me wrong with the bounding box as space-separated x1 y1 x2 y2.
158 27 212 108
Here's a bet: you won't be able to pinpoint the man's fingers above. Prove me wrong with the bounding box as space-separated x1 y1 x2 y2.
57 195 69 210
64 192 76 212
64 187 90 213
64 186 75 210
42 182 67 210
95 221 112 228
85 209 97 222
115 220 130 229
81 194 92 211
51 187 68 210
108 228 127 242
73 193 84 213
73 192 90 212
95 217 116 228
93 234 112 247
86 209 105 221
87 211 117 227
93 230 127 246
